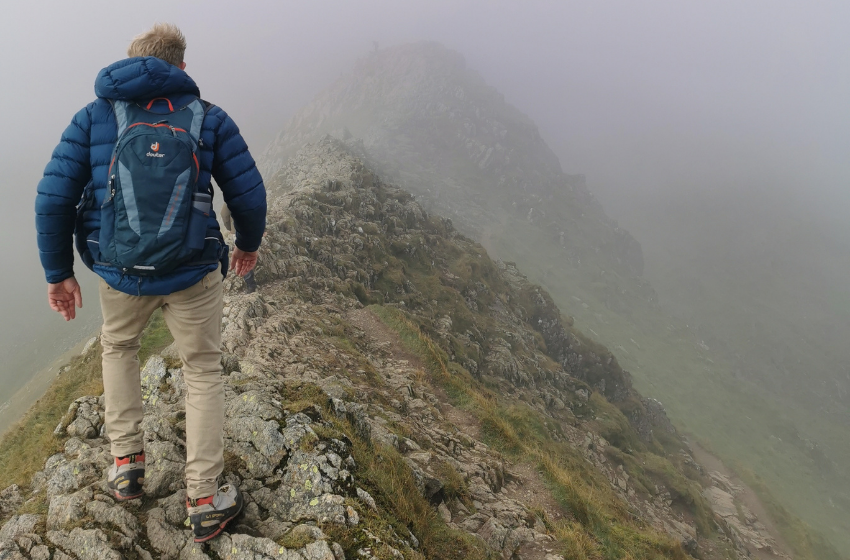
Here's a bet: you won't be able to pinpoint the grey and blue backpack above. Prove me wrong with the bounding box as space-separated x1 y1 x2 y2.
82 97 215 276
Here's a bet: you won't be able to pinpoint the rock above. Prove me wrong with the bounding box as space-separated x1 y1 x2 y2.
0 515 41 542
703 486 737 519
346 505 360 526
158 489 189 525
356 487 377 511
0 486 23 517
65 397 104 439
209 533 335 559
47 528 122 560
47 488 92 530
29 545 51 560
85 500 140 538
438 502 452 523
286 523 327 545
146 508 190 560
161 342 182 363
141 355 169 406
144 441 187 497
81 336 99 355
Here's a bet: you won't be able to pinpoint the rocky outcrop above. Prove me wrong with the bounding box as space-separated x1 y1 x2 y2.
0 141 785 559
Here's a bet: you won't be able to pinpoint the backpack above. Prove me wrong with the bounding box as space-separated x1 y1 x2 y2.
95 96 212 276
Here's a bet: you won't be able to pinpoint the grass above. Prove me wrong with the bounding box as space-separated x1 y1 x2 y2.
369 303 691 559
0 310 174 492
306 390 493 560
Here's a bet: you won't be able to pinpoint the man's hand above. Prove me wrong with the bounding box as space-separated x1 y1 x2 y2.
231 248 258 277
48 277 83 321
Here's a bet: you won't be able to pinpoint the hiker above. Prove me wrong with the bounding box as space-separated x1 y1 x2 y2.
220 203 258 293
34 23 266 542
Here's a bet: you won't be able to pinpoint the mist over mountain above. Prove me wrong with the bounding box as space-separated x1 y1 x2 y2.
262 42 646 286
260 42 850 551
604 185 850 411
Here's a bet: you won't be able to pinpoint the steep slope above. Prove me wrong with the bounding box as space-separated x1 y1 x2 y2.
258 43 848 553
0 140 792 559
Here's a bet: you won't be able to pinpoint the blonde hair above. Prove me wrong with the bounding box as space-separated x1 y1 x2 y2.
127 23 186 67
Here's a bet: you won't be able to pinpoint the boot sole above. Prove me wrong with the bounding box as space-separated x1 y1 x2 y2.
112 489 144 501
193 510 240 543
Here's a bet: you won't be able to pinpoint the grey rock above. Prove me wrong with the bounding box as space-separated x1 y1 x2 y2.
257 518 293 540
85 499 140 538
288 523 327 543
141 355 169 406
47 528 122 560
209 533 321 559
29 545 51 560
346 505 359 526
0 515 41 542
158 489 189 525
356 488 377 511
438 502 452 523
47 488 92 530
224 416 288 478
0 486 22 518
0 545 26 560
65 397 104 439
179 541 211 559
161 342 182 363
144 441 186 497
147 508 190 560
81 336 99 355
226 390 283 421
135 544 156 560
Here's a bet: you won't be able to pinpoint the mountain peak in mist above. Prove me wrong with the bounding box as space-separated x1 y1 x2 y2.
261 41 644 282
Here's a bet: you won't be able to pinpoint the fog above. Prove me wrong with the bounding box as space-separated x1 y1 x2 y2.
2 0 850 543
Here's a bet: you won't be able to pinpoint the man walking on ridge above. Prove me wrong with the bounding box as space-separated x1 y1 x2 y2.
35 23 266 542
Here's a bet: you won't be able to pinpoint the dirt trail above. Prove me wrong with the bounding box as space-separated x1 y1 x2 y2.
690 441 793 559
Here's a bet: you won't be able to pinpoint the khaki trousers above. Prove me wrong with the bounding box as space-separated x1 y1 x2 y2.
99 267 224 499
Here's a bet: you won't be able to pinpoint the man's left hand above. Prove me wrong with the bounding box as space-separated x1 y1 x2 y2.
48 277 83 321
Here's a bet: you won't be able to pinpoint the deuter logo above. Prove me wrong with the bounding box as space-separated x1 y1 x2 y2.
146 141 165 158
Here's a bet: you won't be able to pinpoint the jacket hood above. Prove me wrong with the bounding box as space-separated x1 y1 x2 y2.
94 57 200 101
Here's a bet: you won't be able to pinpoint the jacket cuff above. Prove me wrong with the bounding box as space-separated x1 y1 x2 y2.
235 238 261 253
46 270 74 284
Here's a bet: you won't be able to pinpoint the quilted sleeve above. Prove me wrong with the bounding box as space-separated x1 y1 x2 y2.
35 105 93 283
210 106 266 252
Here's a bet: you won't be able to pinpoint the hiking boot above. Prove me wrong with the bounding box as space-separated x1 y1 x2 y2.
107 452 145 500
187 484 244 543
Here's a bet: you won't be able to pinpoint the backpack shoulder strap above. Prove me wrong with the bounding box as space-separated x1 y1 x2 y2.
108 99 133 137
185 97 208 147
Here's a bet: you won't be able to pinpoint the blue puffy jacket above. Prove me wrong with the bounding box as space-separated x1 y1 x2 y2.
35 57 266 295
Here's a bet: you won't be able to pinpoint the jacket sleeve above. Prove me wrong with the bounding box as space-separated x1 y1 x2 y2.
211 107 266 252
35 105 93 283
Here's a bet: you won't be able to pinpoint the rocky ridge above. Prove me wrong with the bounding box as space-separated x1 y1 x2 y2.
0 140 786 559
